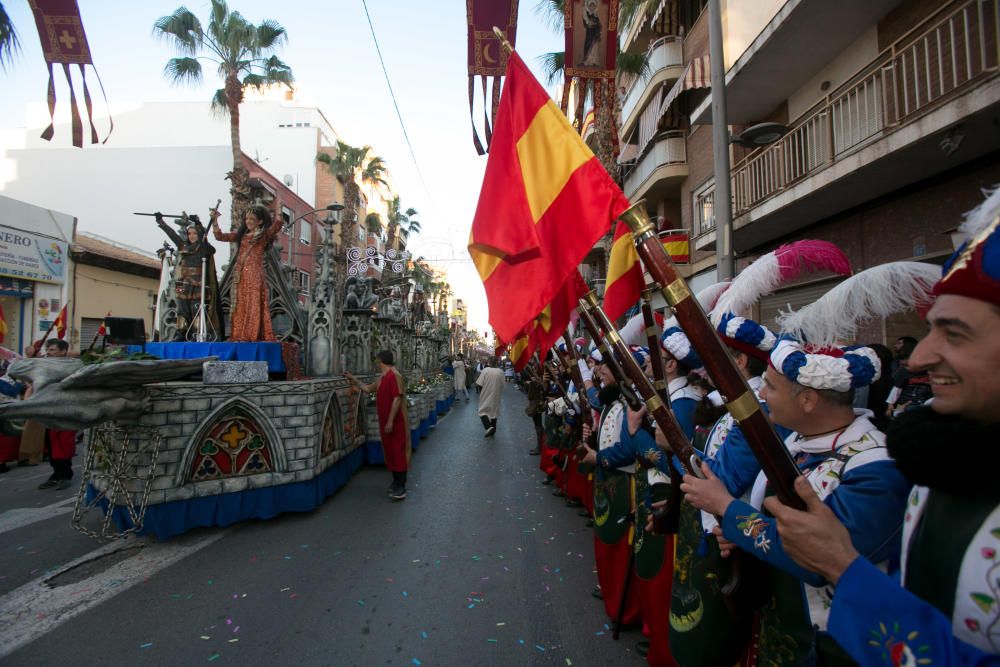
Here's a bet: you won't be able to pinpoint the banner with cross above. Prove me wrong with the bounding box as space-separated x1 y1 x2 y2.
28 0 112 147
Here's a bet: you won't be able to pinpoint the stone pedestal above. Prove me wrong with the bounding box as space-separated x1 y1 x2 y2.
341 309 374 375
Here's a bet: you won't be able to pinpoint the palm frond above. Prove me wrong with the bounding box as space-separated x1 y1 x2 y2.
617 49 650 78
404 207 418 218
365 212 383 234
0 2 20 71
152 7 202 55
163 57 204 84
256 19 287 50
241 72 267 91
537 51 565 87
260 54 294 86
535 0 565 35
210 88 229 116
208 0 229 40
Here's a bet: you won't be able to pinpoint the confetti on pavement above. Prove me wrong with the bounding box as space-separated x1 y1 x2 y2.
140 643 152 649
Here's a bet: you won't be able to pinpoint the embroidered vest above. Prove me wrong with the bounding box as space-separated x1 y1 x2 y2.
901 486 1000 654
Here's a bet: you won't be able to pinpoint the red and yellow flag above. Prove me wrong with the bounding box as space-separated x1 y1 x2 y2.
662 230 690 264
603 221 644 322
469 51 630 344
534 269 588 356
97 311 111 337
53 304 68 340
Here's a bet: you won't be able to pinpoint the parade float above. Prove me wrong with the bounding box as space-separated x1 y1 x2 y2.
0 213 456 540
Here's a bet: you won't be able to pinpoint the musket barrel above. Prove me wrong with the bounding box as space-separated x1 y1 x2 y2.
619 200 805 510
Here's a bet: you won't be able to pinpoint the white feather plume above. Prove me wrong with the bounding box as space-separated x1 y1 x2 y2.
711 254 779 326
697 281 731 312
619 311 647 346
958 184 1000 238
777 262 940 346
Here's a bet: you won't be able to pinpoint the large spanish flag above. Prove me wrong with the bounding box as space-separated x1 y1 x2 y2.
534 269 588 356
603 220 644 322
469 51 630 344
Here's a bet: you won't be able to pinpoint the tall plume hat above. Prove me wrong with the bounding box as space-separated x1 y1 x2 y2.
935 185 1000 307
708 240 852 360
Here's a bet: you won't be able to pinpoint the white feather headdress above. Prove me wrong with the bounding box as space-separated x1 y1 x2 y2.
710 240 851 325
777 262 940 347
958 184 1000 238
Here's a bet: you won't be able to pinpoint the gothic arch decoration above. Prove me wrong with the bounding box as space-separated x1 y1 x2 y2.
180 398 285 485
218 244 307 345
319 391 344 459
341 385 368 448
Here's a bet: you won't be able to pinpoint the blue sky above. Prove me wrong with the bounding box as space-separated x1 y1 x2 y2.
0 0 568 338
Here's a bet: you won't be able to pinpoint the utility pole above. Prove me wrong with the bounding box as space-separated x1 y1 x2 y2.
708 0 735 280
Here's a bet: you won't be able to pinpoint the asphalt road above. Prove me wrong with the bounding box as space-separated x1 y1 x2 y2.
0 383 643 665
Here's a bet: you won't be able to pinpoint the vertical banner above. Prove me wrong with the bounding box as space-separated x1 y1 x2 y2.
28 0 112 148
466 0 519 155
563 0 619 154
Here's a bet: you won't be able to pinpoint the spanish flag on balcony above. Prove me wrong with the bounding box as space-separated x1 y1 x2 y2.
661 230 690 264
603 221 644 322
469 51 630 344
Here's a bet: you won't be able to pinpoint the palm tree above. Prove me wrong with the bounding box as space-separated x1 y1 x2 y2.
154 0 293 230
386 195 421 252
364 212 383 237
536 0 650 179
0 2 19 71
316 141 388 259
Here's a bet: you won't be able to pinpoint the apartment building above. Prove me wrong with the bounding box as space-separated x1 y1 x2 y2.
619 0 1000 342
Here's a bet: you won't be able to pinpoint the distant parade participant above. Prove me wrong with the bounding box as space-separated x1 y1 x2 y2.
682 336 911 666
764 188 1000 664
476 357 505 437
347 350 411 501
155 211 222 341
452 353 469 401
35 339 78 490
211 202 283 342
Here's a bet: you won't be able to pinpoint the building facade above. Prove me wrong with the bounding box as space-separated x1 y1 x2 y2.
0 195 74 354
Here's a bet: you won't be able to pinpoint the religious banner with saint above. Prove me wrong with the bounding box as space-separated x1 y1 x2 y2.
563 0 619 153
27 0 112 148
466 0 519 155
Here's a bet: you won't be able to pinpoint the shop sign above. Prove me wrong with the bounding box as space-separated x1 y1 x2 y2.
0 226 68 284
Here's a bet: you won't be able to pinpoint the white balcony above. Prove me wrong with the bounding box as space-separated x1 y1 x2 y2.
620 37 684 140
623 131 687 201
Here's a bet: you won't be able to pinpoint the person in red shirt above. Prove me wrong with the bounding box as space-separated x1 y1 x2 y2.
347 350 411 501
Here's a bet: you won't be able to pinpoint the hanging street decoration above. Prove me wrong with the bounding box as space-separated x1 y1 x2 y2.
466 0 519 155
563 0 619 153
27 0 112 148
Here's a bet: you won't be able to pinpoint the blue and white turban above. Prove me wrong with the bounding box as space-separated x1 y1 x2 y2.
629 345 650 369
715 312 777 361
660 327 703 370
769 338 881 392
589 347 604 363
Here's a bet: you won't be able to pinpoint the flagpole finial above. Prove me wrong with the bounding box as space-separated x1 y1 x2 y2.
492 26 514 55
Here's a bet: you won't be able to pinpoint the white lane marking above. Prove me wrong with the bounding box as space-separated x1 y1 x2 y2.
0 530 228 658
0 496 77 535
0 470 56 484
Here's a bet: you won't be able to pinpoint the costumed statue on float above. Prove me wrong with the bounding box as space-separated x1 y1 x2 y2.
211 201 284 342
153 207 223 342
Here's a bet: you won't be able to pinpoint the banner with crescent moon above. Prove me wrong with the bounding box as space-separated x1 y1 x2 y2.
466 0 518 155
563 0 619 153
28 0 112 148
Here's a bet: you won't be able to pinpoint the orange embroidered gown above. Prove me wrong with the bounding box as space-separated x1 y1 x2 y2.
214 218 282 342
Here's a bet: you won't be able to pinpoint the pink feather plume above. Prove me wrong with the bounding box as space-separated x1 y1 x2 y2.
775 240 851 281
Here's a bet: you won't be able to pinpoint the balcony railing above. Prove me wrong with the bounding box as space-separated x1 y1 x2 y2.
621 36 684 127
623 130 687 197
730 0 998 217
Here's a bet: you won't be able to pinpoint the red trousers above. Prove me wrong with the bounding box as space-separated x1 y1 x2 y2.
594 534 641 626
0 434 19 462
640 538 679 667
47 429 76 459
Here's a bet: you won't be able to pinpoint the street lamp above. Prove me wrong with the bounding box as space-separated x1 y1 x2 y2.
731 122 789 148
283 202 344 232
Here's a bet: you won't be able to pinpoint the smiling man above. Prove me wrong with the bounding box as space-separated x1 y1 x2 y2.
763 188 1000 665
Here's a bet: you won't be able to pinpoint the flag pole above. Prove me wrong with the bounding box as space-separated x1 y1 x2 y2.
31 302 70 355
492 26 514 54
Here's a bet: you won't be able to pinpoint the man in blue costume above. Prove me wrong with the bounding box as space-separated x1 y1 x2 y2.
764 189 1000 665
682 337 912 665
